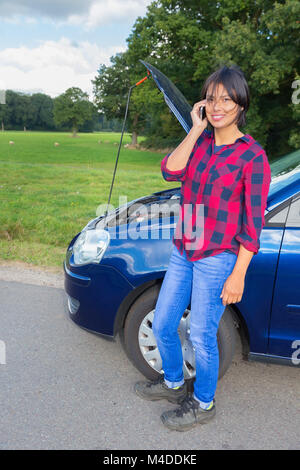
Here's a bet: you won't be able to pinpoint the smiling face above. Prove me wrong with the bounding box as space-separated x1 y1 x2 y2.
205 82 243 130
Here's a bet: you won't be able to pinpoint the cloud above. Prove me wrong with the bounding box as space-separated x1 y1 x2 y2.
0 0 152 27
0 0 94 20
69 0 151 29
0 0 153 97
0 38 126 98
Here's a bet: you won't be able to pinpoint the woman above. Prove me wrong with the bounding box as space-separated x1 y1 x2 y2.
134 65 272 432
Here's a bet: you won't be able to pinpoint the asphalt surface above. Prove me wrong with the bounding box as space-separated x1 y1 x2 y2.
0 277 299 450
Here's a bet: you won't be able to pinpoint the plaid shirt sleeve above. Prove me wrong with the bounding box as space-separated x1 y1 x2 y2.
161 135 202 182
235 151 272 255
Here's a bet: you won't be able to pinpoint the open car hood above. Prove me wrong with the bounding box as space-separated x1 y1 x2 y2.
140 60 192 133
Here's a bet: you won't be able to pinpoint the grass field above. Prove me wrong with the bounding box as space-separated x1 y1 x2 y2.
0 131 172 269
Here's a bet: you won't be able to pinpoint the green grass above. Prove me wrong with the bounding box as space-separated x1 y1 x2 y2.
0 131 172 269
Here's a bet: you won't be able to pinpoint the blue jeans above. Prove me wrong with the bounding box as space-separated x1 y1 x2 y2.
152 244 238 403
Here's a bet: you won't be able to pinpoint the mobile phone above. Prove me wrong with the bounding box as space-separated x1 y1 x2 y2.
200 105 206 120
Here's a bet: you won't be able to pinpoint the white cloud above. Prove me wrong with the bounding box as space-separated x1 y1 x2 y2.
0 0 152 28
69 0 151 29
0 38 126 98
0 0 153 97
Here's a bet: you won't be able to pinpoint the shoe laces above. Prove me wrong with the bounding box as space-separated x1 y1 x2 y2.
146 375 164 388
175 394 198 417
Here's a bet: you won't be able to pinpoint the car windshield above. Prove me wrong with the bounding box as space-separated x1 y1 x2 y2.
269 148 300 197
270 148 300 178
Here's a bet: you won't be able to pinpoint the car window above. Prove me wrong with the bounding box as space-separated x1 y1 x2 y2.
266 204 290 225
286 193 300 228
265 198 291 226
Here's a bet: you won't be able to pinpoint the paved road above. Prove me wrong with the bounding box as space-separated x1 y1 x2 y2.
0 278 299 450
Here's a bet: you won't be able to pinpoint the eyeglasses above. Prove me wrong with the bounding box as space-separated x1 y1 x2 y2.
205 96 237 110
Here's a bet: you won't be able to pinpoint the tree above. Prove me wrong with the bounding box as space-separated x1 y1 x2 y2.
27 93 55 130
0 90 56 131
2 91 30 130
93 0 300 158
0 95 7 131
53 87 96 136
211 0 300 155
92 49 165 145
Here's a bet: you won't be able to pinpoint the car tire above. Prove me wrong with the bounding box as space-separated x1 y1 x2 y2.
123 284 236 381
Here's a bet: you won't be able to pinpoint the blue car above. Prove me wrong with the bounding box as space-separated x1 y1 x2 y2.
64 62 300 381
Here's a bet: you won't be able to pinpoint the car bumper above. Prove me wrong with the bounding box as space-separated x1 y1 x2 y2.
63 258 134 337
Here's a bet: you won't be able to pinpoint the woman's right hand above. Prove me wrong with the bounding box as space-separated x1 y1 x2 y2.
190 99 208 131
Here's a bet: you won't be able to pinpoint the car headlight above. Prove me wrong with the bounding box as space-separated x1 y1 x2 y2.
73 229 110 265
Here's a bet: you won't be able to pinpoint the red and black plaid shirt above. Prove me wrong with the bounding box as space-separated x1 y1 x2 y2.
161 129 272 261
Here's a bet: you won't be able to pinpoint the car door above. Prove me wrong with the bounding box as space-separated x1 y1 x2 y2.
268 192 300 362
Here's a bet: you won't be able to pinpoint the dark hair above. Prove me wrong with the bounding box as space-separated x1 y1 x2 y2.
200 65 250 129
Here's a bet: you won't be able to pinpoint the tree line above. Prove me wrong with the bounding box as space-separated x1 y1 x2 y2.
0 88 123 134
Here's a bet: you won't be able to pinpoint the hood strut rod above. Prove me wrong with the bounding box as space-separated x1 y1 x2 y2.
102 70 150 227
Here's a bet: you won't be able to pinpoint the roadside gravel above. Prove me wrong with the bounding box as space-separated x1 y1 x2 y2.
0 260 64 289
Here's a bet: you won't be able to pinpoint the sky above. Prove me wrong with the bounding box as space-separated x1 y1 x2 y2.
0 0 153 100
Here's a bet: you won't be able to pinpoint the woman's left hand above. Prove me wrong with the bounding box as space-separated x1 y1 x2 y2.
220 273 245 306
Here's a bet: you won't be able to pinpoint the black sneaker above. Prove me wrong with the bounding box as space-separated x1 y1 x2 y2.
134 375 187 404
161 393 216 431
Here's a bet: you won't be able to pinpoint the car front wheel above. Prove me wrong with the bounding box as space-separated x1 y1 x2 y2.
123 285 236 381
